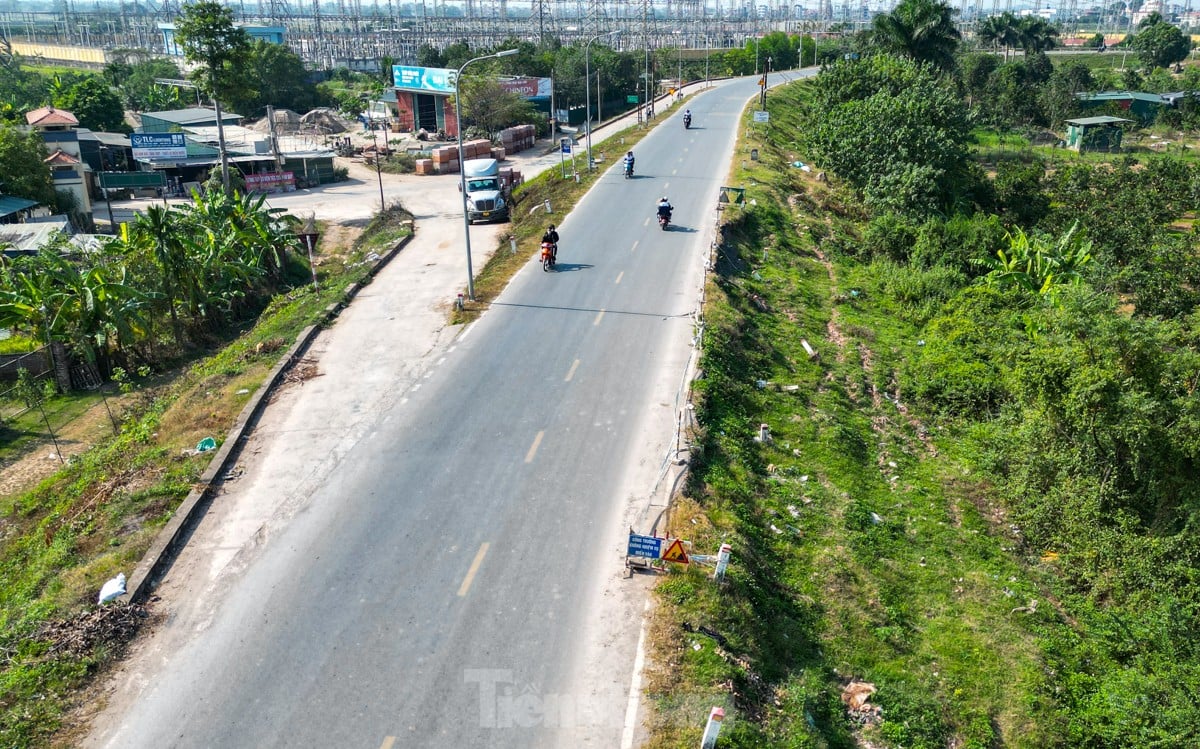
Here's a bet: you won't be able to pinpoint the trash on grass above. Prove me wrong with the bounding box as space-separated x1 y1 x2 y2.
98 573 127 604
196 437 217 452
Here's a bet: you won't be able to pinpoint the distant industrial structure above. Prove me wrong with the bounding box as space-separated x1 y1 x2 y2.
0 0 1194 70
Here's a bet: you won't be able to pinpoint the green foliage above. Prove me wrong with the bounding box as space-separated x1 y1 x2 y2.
801 55 981 217
974 223 1093 299
105 56 184 111
870 0 961 71
993 160 1050 226
1129 21 1191 69
0 58 50 122
1042 158 1194 269
458 76 540 135
0 123 56 208
903 285 1020 415
227 40 318 117
0 189 300 374
174 0 252 106
53 74 126 132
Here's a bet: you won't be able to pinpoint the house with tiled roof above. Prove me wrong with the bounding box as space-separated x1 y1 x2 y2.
25 106 92 226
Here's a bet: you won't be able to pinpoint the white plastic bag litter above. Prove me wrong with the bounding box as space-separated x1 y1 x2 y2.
98 572 127 604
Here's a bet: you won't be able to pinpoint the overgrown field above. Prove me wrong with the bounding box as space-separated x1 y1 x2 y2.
0 205 412 747
646 71 1200 748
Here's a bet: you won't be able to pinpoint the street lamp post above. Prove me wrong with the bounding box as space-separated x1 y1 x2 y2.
585 30 621 170
456 49 519 301
98 145 116 233
365 101 386 213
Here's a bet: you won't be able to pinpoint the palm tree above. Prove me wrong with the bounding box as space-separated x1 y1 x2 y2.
1017 16 1060 55
976 12 1023 61
872 0 963 72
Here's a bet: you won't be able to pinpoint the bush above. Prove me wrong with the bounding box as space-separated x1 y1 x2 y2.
902 286 1021 416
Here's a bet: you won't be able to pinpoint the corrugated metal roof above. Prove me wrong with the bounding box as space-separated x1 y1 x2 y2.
0 219 68 249
141 107 244 125
1065 116 1133 126
0 195 41 218
1078 91 1166 103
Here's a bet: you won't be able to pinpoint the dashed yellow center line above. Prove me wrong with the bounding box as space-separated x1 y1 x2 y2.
615 271 624 285
564 359 581 382
457 542 490 597
631 240 639 252
525 430 545 463
379 738 396 749
593 309 606 326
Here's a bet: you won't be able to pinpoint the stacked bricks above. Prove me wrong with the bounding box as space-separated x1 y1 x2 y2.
426 139 499 174
430 145 459 174
490 146 507 161
414 158 434 175
499 124 536 154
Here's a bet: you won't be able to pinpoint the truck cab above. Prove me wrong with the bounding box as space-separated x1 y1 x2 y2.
461 158 510 223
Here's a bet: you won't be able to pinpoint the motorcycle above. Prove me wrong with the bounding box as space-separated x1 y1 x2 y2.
657 211 671 230
540 241 557 271
683 115 691 129
624 161 634 179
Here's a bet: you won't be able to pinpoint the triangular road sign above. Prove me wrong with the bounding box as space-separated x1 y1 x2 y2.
662 538 689 564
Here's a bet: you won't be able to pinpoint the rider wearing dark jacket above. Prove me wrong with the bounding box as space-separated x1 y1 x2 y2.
656 197 673 220
542 225 560 260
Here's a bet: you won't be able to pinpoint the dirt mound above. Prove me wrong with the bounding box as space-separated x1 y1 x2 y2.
300 107 350 134
249 108 303 133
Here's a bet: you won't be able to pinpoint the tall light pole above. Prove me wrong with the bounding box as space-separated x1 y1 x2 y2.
456 48 518 301
585 29 620 170
369 121 386 213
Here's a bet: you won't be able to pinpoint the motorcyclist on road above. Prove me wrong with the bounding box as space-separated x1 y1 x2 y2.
683 109 692 127
623 151 635 176
542 224 560 261
657 197 673 222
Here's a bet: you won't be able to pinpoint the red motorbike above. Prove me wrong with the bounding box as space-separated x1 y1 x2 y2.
540 242 557 271
657 211 671 230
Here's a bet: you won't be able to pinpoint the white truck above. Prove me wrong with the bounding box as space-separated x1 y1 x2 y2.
461 158 510 223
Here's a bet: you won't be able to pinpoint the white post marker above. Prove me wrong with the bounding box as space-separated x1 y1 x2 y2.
700 706 725 748
714 543 732 581
544 199 552 214
758 423 770 443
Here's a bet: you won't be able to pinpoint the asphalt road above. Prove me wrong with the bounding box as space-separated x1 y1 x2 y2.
96 75 773 748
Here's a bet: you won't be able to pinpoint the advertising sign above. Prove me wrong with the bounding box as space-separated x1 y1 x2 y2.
392 65 457 94
131 132 187 160
497 77 553 99
244 171 296 193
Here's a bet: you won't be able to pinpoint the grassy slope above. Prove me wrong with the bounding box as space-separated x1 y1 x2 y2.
644 85 1071 748
0 207 411 747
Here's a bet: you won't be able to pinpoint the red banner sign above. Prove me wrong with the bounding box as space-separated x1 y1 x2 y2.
245 171 296 193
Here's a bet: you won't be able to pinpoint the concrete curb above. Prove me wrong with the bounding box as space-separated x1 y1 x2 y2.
125 231 415 603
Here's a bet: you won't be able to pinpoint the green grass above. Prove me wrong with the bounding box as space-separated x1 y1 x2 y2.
0 205 412 747
644 85 1066 748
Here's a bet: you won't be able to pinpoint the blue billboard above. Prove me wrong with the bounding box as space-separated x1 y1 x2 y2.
392 65 458 94
131 132 187 159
